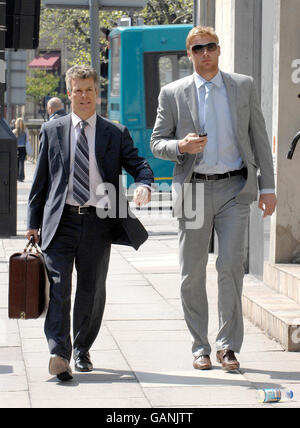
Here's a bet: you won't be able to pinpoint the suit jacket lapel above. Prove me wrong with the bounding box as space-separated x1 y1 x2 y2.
56 115 71 179
94 115 111 179
184 75 201 134
221 71 238 138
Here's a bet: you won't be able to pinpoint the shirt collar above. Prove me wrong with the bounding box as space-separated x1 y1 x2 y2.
194 70 223 89
71 111 97 129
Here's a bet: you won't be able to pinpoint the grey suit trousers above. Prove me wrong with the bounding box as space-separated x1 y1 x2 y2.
178 174 250 357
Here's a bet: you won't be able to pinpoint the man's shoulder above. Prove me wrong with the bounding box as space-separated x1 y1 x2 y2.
221 70 254 85
97 115 126 133
161 74 194 94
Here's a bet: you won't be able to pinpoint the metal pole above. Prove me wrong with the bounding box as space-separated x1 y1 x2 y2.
193 0 199 26
0 1 6 120
0 0 17 237
6 49 12 124
89 0 101 114
198 0 215 27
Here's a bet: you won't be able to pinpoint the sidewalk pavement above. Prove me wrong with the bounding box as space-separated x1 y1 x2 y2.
1 160 300 409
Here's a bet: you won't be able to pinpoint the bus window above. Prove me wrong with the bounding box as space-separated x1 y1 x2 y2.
158 57 173 87
144 51 193 128
111 36 120 97
178 55 191 79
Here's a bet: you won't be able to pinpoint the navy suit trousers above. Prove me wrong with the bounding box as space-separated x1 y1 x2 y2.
43 209 115 361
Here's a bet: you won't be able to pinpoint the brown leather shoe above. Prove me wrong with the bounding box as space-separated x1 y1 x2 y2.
193 355 212 370
216 349 240 371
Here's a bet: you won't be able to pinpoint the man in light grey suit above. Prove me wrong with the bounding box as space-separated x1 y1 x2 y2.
151 26 277 371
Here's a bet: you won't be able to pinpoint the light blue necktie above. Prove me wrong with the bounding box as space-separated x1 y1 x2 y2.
203 81 218 167
73 120 90 205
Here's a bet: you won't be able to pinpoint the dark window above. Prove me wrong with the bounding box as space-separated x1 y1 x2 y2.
144 51 192 129
110 103 120 111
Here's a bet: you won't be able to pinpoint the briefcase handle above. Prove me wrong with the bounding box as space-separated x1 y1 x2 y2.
24 235 42 254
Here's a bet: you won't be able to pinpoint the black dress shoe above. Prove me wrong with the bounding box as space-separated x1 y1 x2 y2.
74 353 93 372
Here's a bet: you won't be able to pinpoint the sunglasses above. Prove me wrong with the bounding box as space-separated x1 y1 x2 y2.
190 42 218 54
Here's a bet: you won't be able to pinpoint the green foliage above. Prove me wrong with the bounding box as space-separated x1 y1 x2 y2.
26 70 60 103
39 6 124 67
142 0 193 25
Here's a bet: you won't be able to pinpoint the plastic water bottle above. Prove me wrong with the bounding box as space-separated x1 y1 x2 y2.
257 388 294 403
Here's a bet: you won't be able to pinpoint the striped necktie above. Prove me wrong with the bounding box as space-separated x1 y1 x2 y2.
203 81 218 167
73 120 90 205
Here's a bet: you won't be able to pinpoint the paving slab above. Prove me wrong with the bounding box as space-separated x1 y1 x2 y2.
106 319 187 332
0 392 30 408
143 384 259 407
135 368 248 388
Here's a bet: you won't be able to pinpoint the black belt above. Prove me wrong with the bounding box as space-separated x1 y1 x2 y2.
192 168 246 181
64 204 96 215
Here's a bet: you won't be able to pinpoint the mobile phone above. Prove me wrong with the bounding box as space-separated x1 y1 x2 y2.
199 133 207 137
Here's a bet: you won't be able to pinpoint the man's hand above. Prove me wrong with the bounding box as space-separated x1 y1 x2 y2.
178 133 207 154
133 186 151 207
25 229 39 244
258 193 277 218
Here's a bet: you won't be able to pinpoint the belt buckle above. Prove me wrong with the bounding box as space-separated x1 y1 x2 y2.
78 206 85 215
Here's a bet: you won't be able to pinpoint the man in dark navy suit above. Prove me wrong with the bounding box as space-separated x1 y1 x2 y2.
26 65 153 381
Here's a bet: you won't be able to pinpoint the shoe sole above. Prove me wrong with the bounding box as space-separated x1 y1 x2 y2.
49 356 73 381
193 363 212 370
57 370 73 382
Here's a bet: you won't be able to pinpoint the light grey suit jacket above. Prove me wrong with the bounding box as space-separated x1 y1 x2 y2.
150 71 275 216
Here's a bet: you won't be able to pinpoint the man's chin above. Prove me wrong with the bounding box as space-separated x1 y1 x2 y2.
73 107 96 119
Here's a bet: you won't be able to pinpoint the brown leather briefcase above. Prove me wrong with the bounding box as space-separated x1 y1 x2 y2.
8 237 46 319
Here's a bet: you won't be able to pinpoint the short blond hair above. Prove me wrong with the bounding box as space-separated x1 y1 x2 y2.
65 65 99 92
186 26 219 50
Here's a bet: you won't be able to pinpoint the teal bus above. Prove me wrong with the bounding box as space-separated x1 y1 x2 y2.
108 24 193 188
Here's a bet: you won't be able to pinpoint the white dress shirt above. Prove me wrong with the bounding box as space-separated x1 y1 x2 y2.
66 112 108 207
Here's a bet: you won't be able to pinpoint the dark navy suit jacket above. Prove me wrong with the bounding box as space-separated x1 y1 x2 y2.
27 114 154 251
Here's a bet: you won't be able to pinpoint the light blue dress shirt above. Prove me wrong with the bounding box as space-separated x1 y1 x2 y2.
194 70 243 174
190 71 274 194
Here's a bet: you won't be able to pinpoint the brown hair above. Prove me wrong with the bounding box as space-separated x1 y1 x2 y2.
186 26 219 50
65 65 99 92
